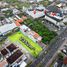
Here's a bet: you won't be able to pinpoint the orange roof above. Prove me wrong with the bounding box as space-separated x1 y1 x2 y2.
33 31 39 38
0 59 8 67
22 16 27 20
15 19 24 23
15 22 21 26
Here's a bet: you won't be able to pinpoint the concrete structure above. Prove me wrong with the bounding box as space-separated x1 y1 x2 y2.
25 5 45 19
44 6 64 29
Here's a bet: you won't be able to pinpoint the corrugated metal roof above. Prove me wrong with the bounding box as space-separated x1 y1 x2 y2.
0 23 17 34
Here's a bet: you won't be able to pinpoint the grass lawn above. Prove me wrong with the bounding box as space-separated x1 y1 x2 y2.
9 31 42 57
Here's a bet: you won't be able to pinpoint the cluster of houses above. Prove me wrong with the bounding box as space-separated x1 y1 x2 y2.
0 3 21 26
0 2 42 43
0 22 42 43
1 0 67 30
0 43 27 67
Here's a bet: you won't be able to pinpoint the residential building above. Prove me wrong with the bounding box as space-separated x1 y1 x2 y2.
0 43 27 67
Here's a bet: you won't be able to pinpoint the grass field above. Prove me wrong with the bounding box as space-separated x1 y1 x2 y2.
9 31 42 57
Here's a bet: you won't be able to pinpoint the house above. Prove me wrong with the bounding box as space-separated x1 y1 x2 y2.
6 50 23 65
0 43 27 67
15 19 23 26
13 15 27 26
20 25 42 42
0 23 17 35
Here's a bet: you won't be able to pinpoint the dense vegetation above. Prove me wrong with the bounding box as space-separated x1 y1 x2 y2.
23 18 57 44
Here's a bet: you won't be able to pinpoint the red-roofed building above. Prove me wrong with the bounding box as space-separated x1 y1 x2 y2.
31 31 42 42
15 19 24 23
15 22 21 26
15 19 24 26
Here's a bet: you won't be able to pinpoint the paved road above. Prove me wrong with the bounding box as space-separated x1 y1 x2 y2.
29 27 67 67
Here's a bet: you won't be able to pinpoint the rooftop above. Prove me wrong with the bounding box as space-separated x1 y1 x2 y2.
0 23 17 34
47 6 61 13
7 50 23 64
1 49 8 56
7 43 17 52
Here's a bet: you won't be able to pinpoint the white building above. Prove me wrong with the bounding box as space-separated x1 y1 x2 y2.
0 23 17 35
26 10 45 19
25 5 45 19
20 61 27 67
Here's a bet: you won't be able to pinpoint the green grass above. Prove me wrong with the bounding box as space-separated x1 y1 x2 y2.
23 19 57 44
9 31 42 57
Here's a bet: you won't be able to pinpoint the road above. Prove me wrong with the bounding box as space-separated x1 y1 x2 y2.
29 27 67 67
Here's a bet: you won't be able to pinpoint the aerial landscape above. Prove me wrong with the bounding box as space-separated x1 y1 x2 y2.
0 0 67 67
